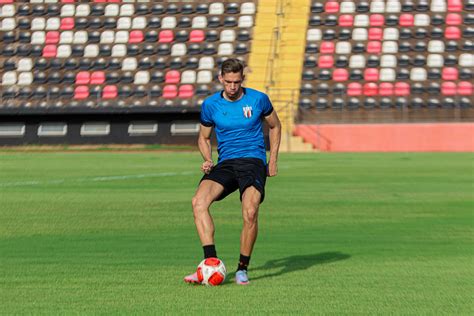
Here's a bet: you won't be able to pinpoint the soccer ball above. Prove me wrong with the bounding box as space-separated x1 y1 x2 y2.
197 258 226 286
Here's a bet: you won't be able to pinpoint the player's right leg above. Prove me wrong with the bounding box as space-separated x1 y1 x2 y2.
191 180 224 246
184 180 224 284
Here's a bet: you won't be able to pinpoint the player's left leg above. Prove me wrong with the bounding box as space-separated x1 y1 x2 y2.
236 186 261 285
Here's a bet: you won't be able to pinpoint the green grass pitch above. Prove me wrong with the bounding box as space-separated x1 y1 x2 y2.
0 152 473 314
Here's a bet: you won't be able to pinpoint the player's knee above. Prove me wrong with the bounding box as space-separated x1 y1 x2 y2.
192 195 209 215
243 207 259 225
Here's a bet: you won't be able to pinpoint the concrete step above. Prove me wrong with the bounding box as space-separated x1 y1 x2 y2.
280 135 315 152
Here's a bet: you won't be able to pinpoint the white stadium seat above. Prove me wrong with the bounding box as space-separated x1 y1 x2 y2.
428 40 445 53
31 31 46 44
427 54 444 67
379 69 396 81
18 58 33 72
134 71 150 85
60 31 74 44
2 71 17 86
349 55 366 68
76 4 90 17
56 45 72 58
105 4 119 16
84 44 99 58
238 16 254 28
192 16 207 28
241 2 256 15
171 43 187 56
18 72 33 86
181 70 197 84
386 0 401 12
61 4 75 17
335 42 351 54
199 57 215 70
209 3 225 15
382 41 398 53
410 68 427 81
111 44 127 57
162 17 177 29
220 30 236 42
122 57 138 71
45 17 60 30
306 29 322 41
197 70 213 84
380 55 397 68
73 31 88 44
340 1 356 13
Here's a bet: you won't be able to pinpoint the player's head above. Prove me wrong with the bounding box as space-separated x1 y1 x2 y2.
219 58 245 101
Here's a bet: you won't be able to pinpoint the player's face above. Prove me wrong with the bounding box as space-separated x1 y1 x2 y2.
219 72 244 101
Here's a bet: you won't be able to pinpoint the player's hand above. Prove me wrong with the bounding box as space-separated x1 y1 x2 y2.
267 161 278 177
201 160 214 174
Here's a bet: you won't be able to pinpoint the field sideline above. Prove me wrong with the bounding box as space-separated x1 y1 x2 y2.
0 152 473 314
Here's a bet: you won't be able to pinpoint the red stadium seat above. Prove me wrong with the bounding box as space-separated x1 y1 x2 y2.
394 82 410 96
76 71 90 84
325 1 339 13
446 13 462 25
190 30 205 43
129 31 144 43
339 15 353 27
363 83 378 96
367 41 381 53
333 69 348 81
318 56 334 68
364 68 379 81
103 85 117 99
347 83 362 96
445 27 461 39
60 18 74 30
159 30 174 43
74 86 89 99
179 85 194 98
457 82 473 96
379 83 394 96
442 67 458 80
369 15 384 26
399 14 414 26
447 0 463 12
368 28 383 40
441 82 457 95
91 71 105 84
163 85 178 98
165 70 180 84
320 42 335 54
43 45 57 57
45 31 60 44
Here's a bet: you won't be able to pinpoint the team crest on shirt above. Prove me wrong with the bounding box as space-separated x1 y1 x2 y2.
242 106 253 118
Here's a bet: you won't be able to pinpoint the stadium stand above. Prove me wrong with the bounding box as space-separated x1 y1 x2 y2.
0 1 257 109
0 0 472 149
299 0 474 123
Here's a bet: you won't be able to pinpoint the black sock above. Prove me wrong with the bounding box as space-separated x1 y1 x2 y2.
237 254 250 271
203 244 217 259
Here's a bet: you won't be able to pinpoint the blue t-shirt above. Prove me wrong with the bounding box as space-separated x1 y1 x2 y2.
200 88 274 165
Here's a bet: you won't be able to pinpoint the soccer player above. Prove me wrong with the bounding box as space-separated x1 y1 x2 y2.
184 58 281 285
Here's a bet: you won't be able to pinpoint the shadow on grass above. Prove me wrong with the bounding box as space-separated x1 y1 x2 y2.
253 252 351 280
225 252 350 283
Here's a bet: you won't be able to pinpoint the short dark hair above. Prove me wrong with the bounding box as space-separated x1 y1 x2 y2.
220 58 245 76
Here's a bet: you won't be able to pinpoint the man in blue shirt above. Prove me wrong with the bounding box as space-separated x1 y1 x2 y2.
184 58 281 285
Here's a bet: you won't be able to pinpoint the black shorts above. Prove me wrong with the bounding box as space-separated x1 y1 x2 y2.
200 158 267 203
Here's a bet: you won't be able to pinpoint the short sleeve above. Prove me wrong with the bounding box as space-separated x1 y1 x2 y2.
261 94 274 117
200 100 214 127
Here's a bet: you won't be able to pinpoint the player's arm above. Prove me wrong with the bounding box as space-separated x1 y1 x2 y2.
264 111 281 177
198 124 214 174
